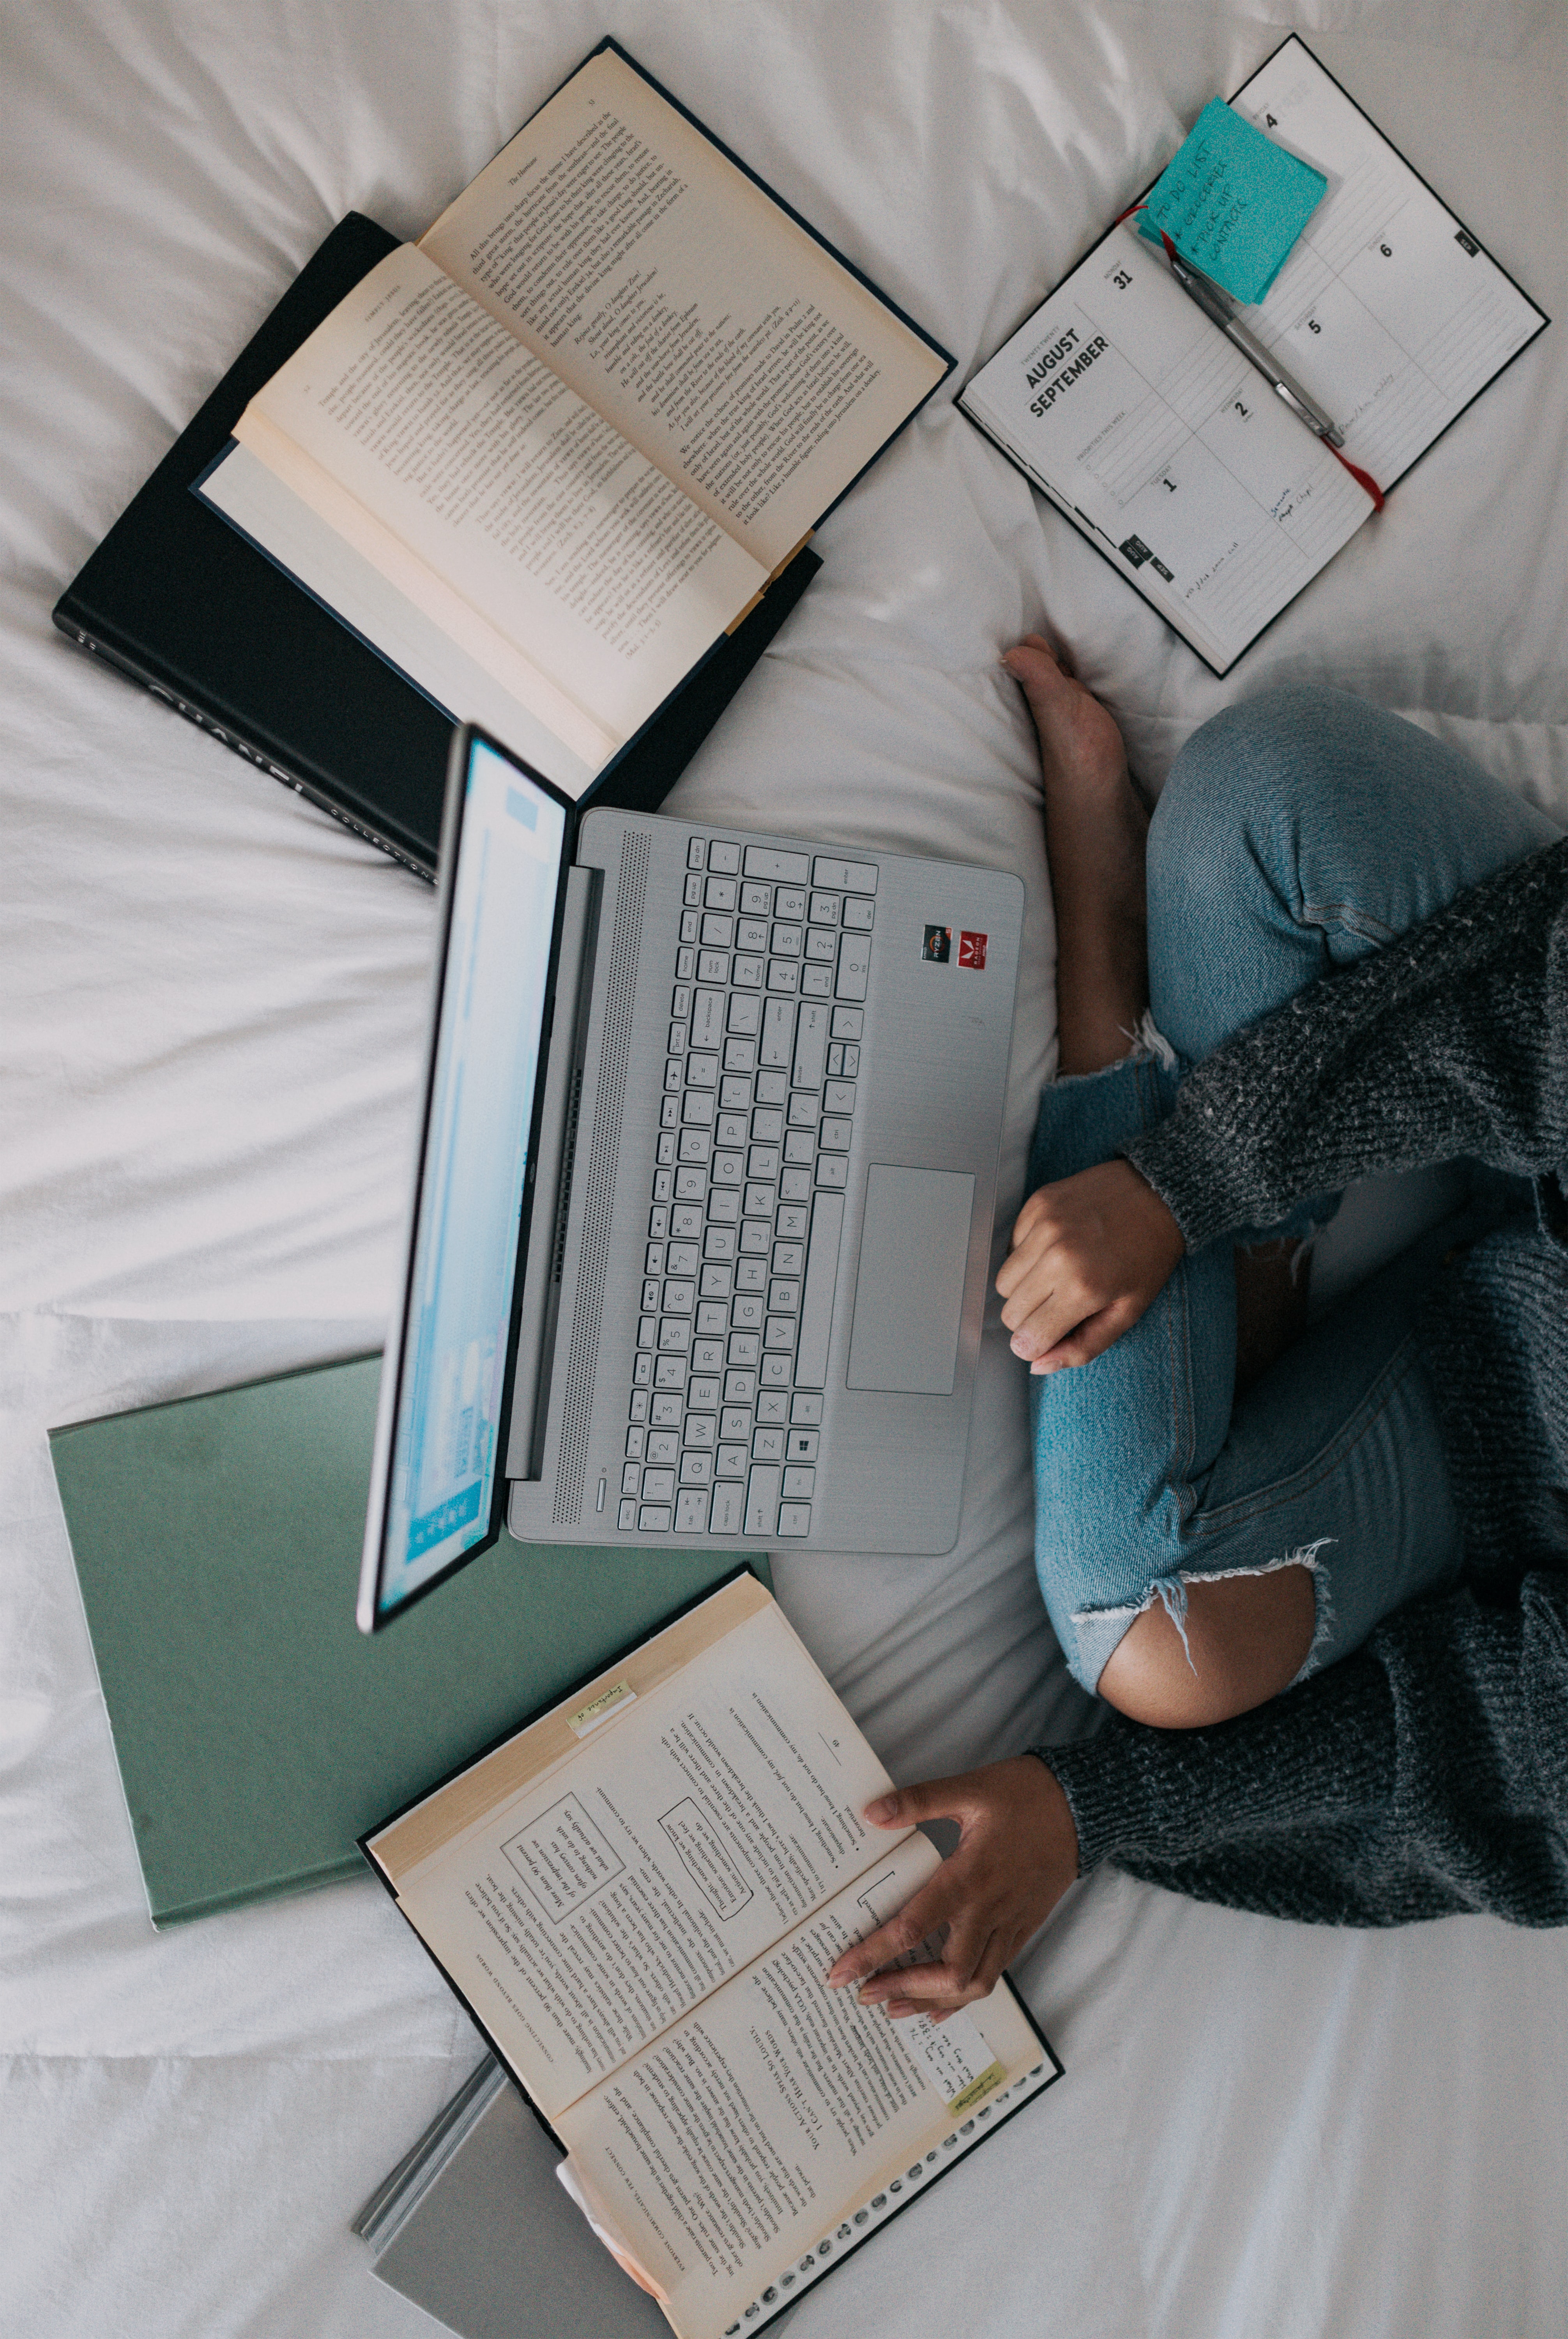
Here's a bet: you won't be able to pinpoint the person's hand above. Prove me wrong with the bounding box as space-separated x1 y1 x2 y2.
823 1758 1080 2019
996 1156 1184 1373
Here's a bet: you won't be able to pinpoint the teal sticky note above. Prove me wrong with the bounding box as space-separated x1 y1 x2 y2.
1137 97 1327 305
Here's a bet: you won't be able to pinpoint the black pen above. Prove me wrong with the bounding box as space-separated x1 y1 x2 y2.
1165 248 1345 446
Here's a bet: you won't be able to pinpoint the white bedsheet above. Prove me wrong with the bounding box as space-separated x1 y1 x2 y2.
4 3 1566 2333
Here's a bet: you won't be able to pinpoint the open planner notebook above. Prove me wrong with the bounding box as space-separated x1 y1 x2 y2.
362 1574 1059 2339
196 41 949 798
960 37 1547 674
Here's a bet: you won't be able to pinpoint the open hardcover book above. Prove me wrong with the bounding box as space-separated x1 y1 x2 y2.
362 1573 1060 2339
960 36 1547 675
197 40 951 798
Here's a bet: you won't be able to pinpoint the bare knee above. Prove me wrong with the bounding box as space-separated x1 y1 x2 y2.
1096 1564 1317 1728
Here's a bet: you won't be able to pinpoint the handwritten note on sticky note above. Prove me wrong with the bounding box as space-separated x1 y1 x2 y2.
1138 97 1327 305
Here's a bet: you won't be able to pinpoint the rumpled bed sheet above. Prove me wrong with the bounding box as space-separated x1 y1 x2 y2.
4 2 1566 2333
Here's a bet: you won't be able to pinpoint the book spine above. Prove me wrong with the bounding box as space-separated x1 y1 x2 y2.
52 609 436 883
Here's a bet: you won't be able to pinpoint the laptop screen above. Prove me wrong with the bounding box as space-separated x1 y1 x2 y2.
361 731 571 1628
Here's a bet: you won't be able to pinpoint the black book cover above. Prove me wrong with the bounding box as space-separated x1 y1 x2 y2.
53 212 819 879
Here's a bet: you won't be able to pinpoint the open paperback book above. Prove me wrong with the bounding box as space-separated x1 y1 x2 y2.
197 39 950 798
362 1572 1060 2339
960 36 1547 675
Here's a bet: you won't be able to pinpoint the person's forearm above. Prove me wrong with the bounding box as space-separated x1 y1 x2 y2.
1039 1574 1568 1929
1124 836 1568 1251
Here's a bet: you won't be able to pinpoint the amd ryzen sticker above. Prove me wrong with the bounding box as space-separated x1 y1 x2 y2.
922 925 952 963
958 931 988 970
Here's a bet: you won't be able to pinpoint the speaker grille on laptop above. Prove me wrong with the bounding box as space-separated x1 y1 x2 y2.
554 828 649 1523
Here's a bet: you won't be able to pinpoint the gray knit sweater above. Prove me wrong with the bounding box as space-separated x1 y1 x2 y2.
1041 833 1568 1927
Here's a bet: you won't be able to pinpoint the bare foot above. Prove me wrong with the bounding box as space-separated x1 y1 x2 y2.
1004 636 1149 1075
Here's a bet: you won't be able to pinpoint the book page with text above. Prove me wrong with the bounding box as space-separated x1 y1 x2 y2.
420 47 948 570
380 1594 897 2122
1230 39 1546 491
554 1830 1044 2339
238 246 766 744
962 225 1371 672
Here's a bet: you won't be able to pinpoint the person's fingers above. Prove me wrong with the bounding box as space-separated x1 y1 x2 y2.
824 1865 963 1992
1028 1295 1144 1373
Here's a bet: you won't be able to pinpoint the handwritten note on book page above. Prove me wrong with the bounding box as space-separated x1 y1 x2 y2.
1137 96 1327 304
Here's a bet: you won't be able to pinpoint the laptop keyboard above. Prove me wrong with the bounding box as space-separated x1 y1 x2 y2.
618 835 877 1541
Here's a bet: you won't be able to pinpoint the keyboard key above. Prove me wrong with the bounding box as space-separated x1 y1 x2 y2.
684 871 703 906
777 1502 812 1538
843 897 875 930
654 1355 685 1387
638 1316 656 1348
638 1504 672 1532
790 1392 823 1424
697 950 730 984
691 1338 726 1372
812 857 850 890
744 1464 781 1534
703 1224 737 1260
801 964 834 998
751 1106 783 1142
819 1118 852 1152
724 1369 757 1403
721 1407 751 1439
760 997 795 1068
816 1155 849 1189
701 913 734 947
728 1332 761 1365
642 1468 676 1501
797 1190 845 1387
842 1044 861 1076
783 1131 814 1165
732 955 764 988
780 1167 812 1201
769 1279 801 1312
668 1023 689 1057
752 1426 785 1461
684 1413 718 1448
771 924 803 958
651 1392 682 1426
666 1241 700 1274
776 887 807 921
736 917 770 953
804 927 837 962
633 1352 654 1385
809 892 841 925
618 1498 638 1530
698 1264 733 1299
766 960 799 994
707 1187 741 1222
622 1462 640 1494
680 1450 714 1485
757 1391 789 1424
674 1166 706 1200
725 1036 758 1074
670 1204 702 1239
754 1069 788 1106
705 876 737 910
782 1465 816 1500
831 1006 863 1040
760 1354 792 1387
675 1486 712 1532
688 838 707 869
676 945 695 979
776 1204 809 1238
712 1150 745 1184
836 933 871 1000
691 990 725 1050
681 1093 714 1126
773 1241 804 1274
731 1294 765 1331
629 1387 651 1422
739 881 773 916
786 1430 819 1460
823 1080 856 1116
716 1444 749 1478
642 1278 660 1311
678 1131 712 1164
744 847 810 883
843 862 877 894
656 1133 676 1165
728 992 761 1035
663 1060 682 1093
747 1145 780 1180
695 1302 728 1336
671 986 692 1020
764 1317 796 1350
792 1001 829 1089
658 1320 691 1351
681 909 699 943
646 1431 679 1465
718 1072 750 1109
710 1482 744 1534
707 840 741 875
716 1112 749 1146
738 1224 770 1258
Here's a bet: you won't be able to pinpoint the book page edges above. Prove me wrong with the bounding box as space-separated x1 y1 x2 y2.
230 406 620 770
366 1571 774 1882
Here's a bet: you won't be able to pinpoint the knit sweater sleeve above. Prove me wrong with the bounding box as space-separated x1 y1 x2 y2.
1039 1572 1568 1927
1124 835 1568 1252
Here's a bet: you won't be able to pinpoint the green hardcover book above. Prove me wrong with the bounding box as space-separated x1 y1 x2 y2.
49 1353 757 1926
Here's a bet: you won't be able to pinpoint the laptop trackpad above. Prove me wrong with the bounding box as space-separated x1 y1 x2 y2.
847 1165 975 1394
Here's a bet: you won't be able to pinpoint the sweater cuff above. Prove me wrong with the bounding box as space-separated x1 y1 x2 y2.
1123 1116 1240 1252
1031 1735 1171 1876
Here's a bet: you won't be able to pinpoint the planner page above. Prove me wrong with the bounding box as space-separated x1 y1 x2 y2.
960 231 1373 673
1229 37 1547 491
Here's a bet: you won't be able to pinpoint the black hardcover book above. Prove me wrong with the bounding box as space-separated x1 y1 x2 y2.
53 213 820 879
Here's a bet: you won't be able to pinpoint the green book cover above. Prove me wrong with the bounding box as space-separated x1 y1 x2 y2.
49 1353 757 1926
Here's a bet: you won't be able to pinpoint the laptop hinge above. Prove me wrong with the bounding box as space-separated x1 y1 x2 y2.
505 863 601 1482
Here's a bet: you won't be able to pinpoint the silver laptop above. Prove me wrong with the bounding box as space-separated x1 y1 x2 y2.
359 725 1023 1631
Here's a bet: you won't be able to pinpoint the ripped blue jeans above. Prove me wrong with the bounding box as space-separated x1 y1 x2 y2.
1030 685 1561 1696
